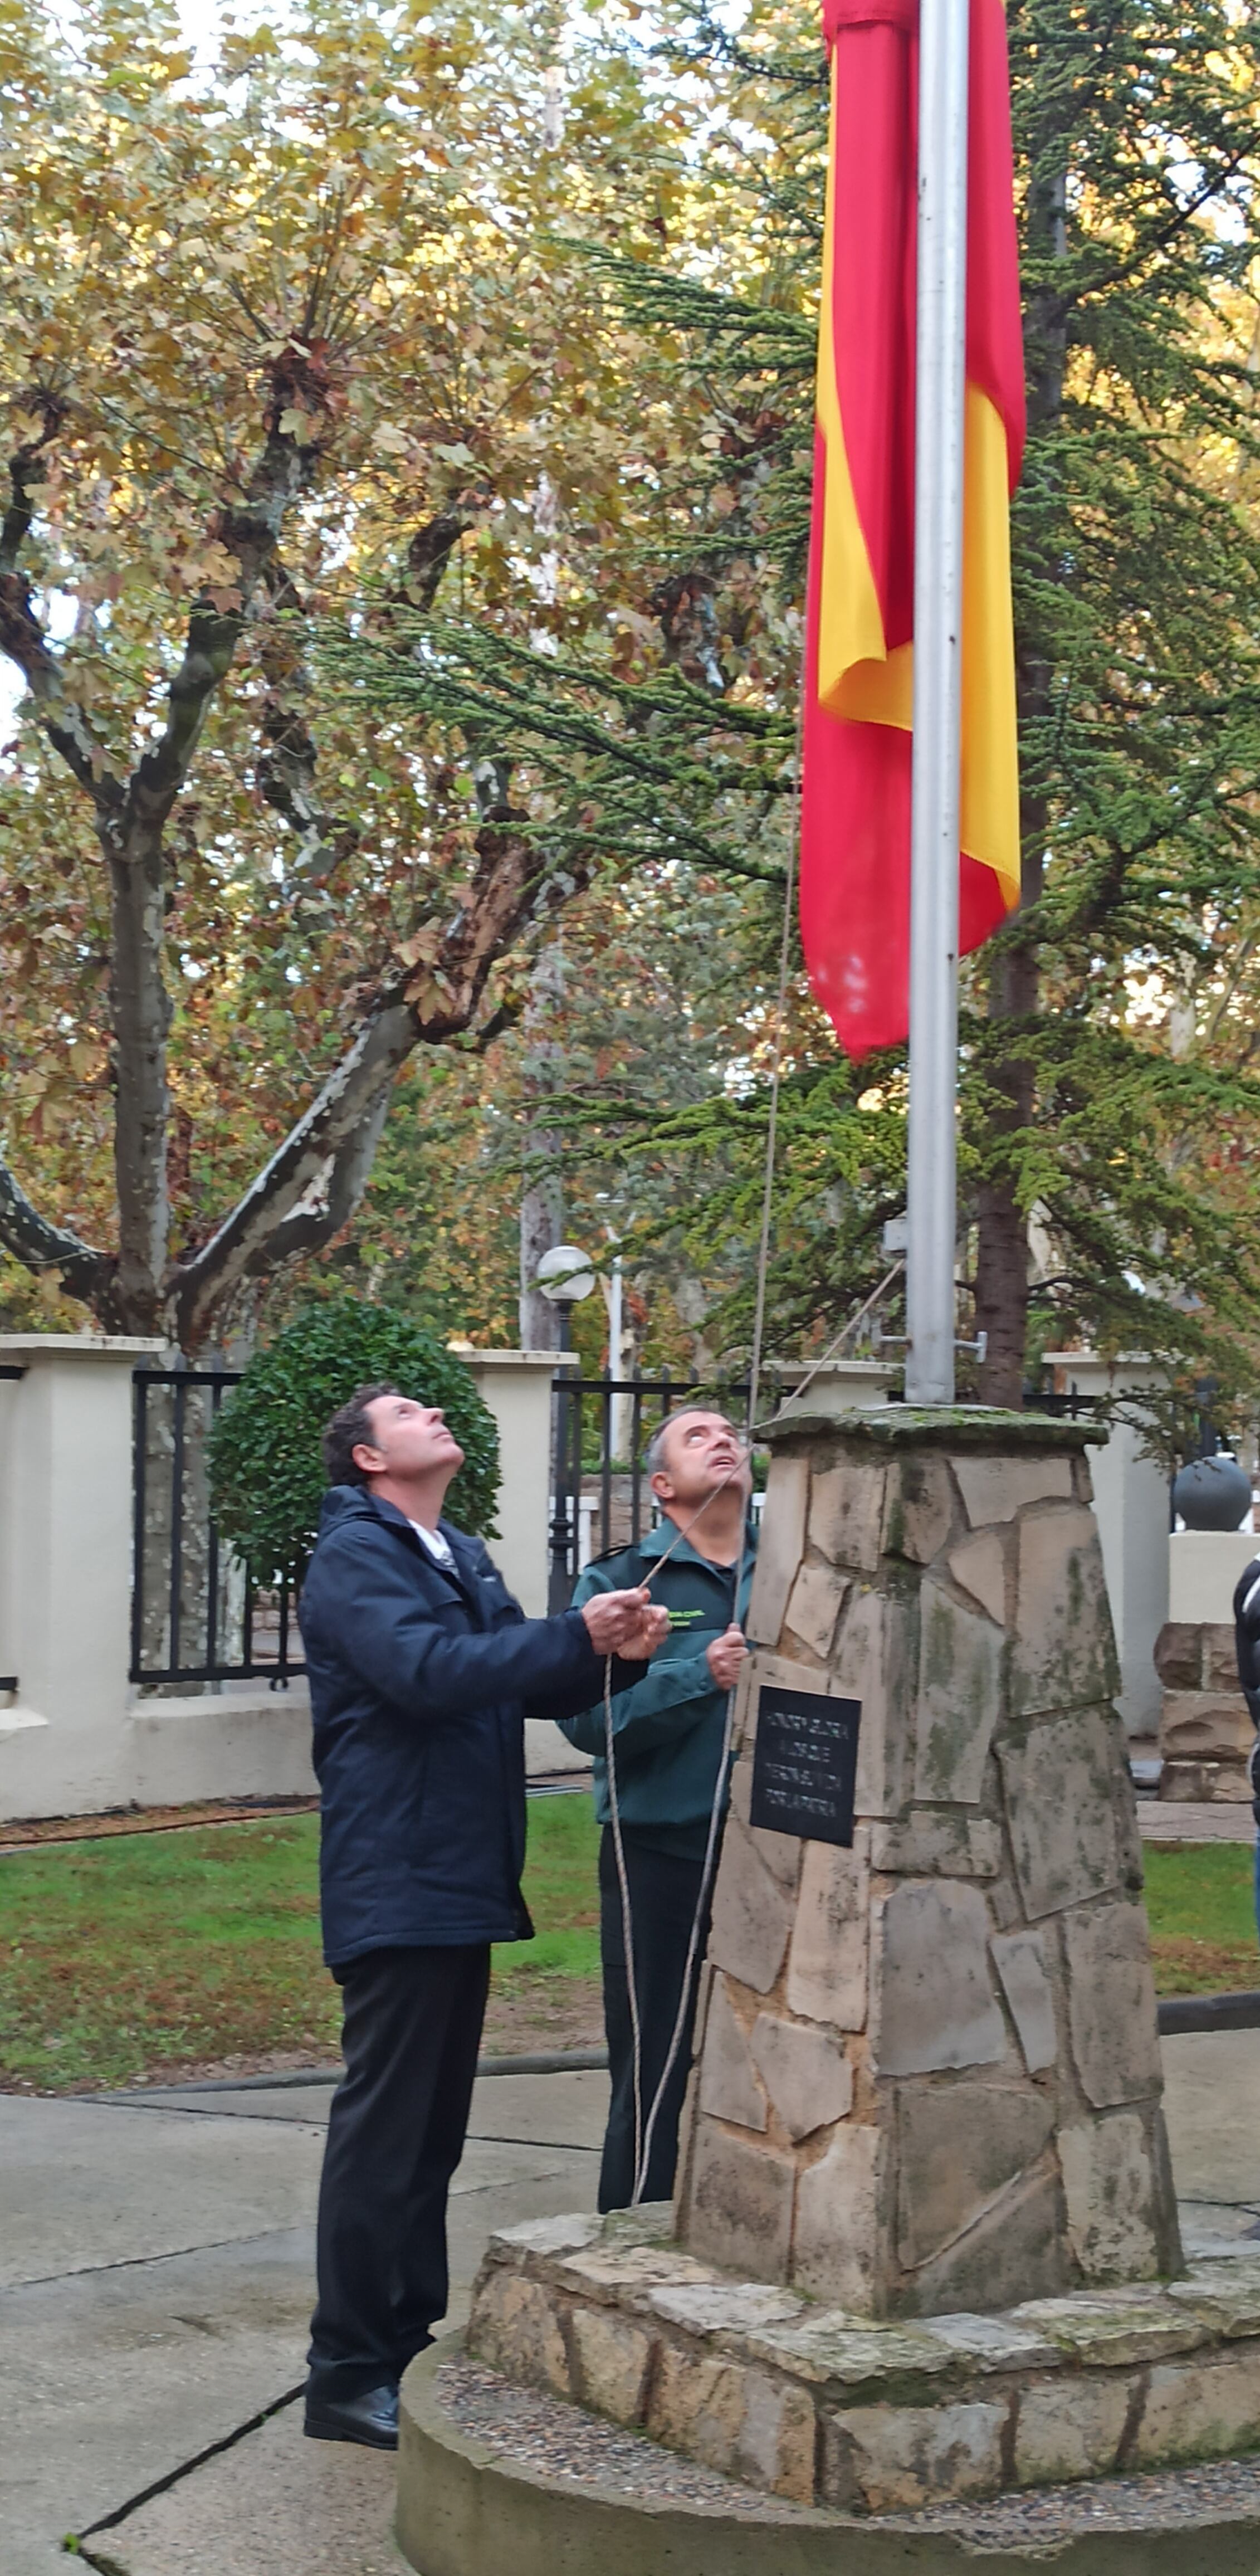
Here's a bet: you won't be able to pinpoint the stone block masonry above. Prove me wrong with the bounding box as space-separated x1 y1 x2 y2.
464 1406 1210 2521
467 2209 1260 2514
673 1406 1181 2320
1156 1616 1253 1804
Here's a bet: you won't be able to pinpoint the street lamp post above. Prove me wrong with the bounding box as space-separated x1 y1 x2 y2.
535 1245 597 1608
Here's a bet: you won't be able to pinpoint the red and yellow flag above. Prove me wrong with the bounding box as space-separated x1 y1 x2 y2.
799 0 1025 1058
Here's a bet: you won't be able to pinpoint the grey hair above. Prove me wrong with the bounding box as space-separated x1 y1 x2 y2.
644 1409 743 1481
643 1419 674 1480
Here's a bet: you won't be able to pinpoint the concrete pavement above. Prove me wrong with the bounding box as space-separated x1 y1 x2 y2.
1 2068 605 2576
2 2039 1259 2576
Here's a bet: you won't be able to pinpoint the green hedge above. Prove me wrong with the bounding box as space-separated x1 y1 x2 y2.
208 1301 500 1577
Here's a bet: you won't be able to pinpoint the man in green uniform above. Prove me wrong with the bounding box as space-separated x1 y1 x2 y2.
559 1408 755 2209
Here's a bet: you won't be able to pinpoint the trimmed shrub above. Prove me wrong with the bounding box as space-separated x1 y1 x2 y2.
208 1301 500 1577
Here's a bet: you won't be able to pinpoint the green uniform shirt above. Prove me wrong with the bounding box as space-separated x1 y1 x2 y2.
558 1519 758 1860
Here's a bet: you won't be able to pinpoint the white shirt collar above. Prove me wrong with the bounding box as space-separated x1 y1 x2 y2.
409 1520 456 1569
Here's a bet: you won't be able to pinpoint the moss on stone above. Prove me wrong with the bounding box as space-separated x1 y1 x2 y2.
758 1407 1105 1453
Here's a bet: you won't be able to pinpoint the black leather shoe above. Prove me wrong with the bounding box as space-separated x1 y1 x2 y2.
304 2380 399 2450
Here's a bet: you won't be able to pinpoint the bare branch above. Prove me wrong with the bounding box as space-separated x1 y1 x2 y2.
172 805 554 1345
0 390 124 814
403 510 470 610
408 809 553 1038
242 1080 395 1272
0 1159 118 1314
0 390 62 572
255 511 468 880
104 352 341 1325
171 997 417 1348
117 413 323 856
463 996 521 1055
255 561 361 882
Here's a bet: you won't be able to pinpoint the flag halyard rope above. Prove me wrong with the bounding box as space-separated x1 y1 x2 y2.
598 671 907 2207
603 714 802 2208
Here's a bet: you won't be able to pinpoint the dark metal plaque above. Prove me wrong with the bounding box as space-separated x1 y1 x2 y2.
748 1681 861 1847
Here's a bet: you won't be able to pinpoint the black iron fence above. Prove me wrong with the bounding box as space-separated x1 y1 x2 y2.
131 1365 304 1688
131 1359 759 1678
548 1370 753 1611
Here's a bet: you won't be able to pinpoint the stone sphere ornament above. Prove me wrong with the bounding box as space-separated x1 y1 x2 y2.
1172 1451 1252 1531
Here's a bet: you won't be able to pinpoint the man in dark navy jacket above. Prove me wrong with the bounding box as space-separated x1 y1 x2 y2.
299 1379 668 2451
1234 1555 1260 1940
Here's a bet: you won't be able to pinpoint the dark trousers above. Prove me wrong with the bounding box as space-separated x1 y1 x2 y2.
308 1942 489 2393
598 1827 712 2212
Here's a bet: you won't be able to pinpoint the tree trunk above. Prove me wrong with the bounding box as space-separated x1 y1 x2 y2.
973 745 1044 1404
975 135 1068 1407
520 1173 563 1349
109 831 173 1330
517 942 565 1351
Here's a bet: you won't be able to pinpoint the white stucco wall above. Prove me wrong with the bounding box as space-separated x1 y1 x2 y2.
460 1350 556 1618
0 1336 906 1820
1168 1531 1259 1627
0 1337 581 1819
1044 1353 1169 1738
1 1336 162 1818
773 1358 900 1415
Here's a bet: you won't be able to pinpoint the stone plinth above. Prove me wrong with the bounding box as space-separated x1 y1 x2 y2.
673 1407 1181 2320
1156 1619 1252 1804
466 2208 1260 2516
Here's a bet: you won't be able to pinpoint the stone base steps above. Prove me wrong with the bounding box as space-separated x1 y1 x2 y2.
467 2207 1260 2518
399 2334 1260 2575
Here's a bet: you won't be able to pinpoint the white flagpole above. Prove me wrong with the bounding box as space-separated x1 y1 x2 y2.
904 0 970 1406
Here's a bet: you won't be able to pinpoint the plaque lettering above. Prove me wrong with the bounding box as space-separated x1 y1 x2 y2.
748 1681 861 1846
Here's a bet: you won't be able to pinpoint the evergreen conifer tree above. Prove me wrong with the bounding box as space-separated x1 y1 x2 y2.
337 0 1260 1445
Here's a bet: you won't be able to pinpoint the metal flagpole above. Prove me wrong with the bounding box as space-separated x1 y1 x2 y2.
904 0 970 1406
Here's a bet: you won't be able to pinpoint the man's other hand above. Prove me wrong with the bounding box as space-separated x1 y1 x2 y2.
581 1587 668 1658
705 1623 748 1690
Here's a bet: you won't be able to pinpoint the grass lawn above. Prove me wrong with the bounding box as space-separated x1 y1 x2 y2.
1142 1841 1259 1996
0 1796 603 2094
0 1805 1255 2093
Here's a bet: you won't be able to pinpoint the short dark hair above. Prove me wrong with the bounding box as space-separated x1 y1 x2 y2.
323 1382 399 1487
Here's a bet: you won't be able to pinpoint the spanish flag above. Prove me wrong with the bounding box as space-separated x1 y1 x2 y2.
799 0 1025 1058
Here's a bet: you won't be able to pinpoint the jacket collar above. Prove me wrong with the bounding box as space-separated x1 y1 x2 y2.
355 1491 476 1587
357 1491 461 1546
629 1514 759 1580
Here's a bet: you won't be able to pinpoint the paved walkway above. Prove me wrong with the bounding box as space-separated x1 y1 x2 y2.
4 2037 1260 2576
1 2067 606 2576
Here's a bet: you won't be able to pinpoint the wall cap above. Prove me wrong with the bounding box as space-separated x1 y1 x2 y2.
1044 1349 1162 1386
0 1333 165 1359
776 1358 897 1380
756 1402 1106 1451
455 1349 561 1371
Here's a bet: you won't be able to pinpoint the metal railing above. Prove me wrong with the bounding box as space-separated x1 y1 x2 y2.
130 1366 304 1688
132 1359 757 1673
549 1370 753 1611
